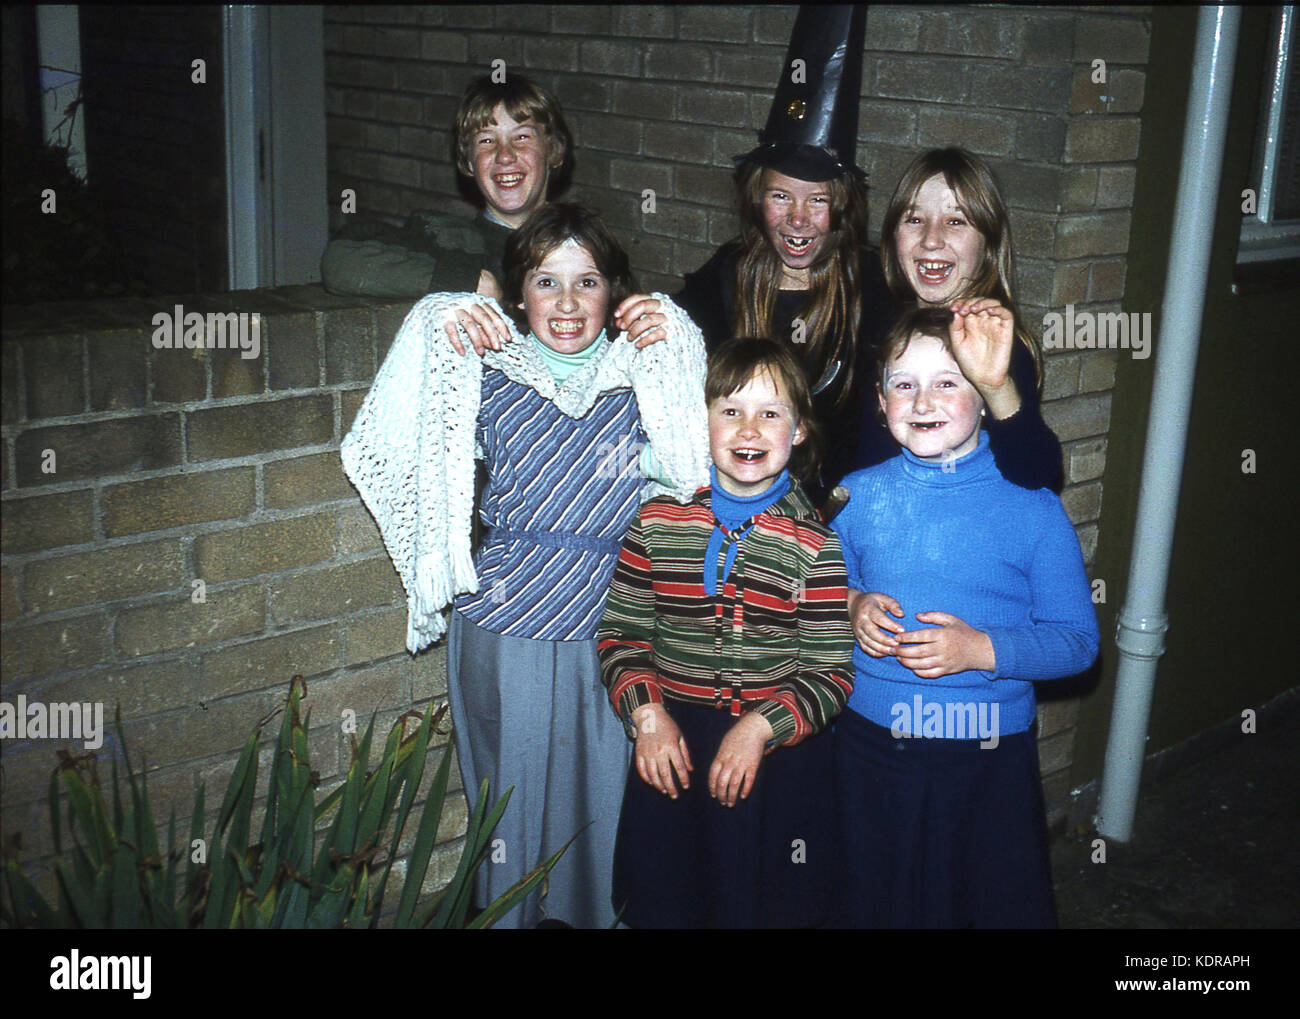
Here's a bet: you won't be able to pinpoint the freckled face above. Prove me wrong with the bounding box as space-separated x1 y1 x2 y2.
471 104 554 228
894 173 987 306
708 370 807 497
519 242 610 355
879 334 984 462
760 169 833 277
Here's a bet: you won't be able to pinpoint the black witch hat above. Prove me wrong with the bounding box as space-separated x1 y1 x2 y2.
739 4 867 181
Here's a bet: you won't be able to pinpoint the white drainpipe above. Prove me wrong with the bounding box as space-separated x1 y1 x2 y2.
1096 6 1241 842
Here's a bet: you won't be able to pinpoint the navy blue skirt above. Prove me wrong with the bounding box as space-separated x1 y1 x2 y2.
834 708 1056 929
613 702 839 929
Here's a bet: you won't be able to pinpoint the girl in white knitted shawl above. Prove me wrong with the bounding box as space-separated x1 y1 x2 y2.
342 204 709 927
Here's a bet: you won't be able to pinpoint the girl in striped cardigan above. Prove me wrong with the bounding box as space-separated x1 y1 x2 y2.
598 337 855 928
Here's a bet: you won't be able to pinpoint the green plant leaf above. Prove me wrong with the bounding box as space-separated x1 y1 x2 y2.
347 865 371 928
216 727 261 837
160 810 180 927
55 857 97 927
334 714 376 858
63 767 110 865
184 782 206 917
110 839 140 928
7 679 571 931
466 833 578 929
431 777 500 930
90 863 113 928
48 764 63 856
393 738 452 929
2 859 58 928
373 704 438 926
110 756 124 834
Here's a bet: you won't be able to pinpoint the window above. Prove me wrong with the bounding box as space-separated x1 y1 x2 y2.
1237 5 1300 265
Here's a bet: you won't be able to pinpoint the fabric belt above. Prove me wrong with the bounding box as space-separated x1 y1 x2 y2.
489 526 621 557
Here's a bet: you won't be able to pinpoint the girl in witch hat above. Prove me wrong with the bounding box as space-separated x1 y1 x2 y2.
618 5 887 509
614 7 1062 506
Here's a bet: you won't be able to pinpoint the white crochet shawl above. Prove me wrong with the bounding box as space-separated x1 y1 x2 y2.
340 292 710 652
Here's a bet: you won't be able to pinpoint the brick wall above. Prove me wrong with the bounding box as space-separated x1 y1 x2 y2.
320 3 1153 824
0 287 476 900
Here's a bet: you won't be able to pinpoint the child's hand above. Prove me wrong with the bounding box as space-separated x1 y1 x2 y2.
443 297 515 356
949 298 1020 418
848 589 905 657
894 611 996 678
631 704 693 799
613 294 668 349
709 712 774 807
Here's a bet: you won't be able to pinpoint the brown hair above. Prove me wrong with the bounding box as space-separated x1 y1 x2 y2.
707 336 821 483
732 162 867 410
454 74 572 186
501 204 635 333
877 306 957 385
879 147 1043 387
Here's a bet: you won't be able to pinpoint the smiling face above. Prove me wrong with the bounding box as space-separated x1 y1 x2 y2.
894 173 987 306
879 333 984 462
518 240 609 355
709 368 807 497
759 169 833 282
471 104 554 228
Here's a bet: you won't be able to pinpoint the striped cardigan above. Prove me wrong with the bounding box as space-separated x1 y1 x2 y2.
597 483 854 746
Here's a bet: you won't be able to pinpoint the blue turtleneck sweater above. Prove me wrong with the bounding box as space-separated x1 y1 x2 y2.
830 432 1098 737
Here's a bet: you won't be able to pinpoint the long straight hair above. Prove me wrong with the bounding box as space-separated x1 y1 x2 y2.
733 162 867 409
880 147 1043 388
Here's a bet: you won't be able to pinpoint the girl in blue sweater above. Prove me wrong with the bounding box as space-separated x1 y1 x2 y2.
831 307 1099 928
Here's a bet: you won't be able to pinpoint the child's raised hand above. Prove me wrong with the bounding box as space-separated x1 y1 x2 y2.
709 711 774 808
848 589 905 657
631 704 693 799
442 297 516 356
948 298 1018 414
894 611 996 678
613 294 669 349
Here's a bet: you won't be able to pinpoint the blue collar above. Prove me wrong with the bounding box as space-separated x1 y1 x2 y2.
708 466 791 529
897 430 996 484
703 468 791 596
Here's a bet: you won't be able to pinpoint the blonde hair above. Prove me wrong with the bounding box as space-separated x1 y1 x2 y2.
880 148 1042 388
454 74 571 184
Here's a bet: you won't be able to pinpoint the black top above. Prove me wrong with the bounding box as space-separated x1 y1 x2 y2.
677 242 1063 500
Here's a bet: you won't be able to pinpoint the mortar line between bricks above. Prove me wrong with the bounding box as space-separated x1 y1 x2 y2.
0 576 266 630
2 383 374 432
178 401 189 466
90 483 104 543
80 333 90 415
144 339 156 405
0 441 352 500
2 434 14 496
315 310 327 387
1 532 388 603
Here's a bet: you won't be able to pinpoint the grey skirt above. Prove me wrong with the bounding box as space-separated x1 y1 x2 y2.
445 610 631 929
